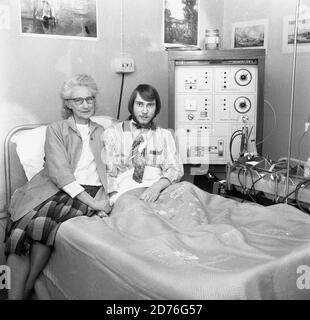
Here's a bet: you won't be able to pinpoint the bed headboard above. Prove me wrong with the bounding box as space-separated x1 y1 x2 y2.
4 124 43 210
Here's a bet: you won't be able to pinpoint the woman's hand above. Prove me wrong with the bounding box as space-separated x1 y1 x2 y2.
75 188 112 215
92 187 112 214
93 199 112 213
97 210 109 218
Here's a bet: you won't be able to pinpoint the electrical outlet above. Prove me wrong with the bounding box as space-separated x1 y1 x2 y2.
114 57 135 73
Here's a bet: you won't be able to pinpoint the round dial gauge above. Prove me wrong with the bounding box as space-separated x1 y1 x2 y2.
234 96 251 113
234 69 252 86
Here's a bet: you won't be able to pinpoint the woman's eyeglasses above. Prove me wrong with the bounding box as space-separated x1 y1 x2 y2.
68 96 95 106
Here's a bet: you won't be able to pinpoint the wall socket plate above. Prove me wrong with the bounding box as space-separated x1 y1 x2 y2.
114 57 135 73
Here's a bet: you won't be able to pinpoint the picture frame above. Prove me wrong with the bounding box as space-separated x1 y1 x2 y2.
231 19 268 51
163 0 199 47
282 15 310 53
19 0 98 40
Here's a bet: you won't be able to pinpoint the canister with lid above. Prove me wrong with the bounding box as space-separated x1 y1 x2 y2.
205 29 219 50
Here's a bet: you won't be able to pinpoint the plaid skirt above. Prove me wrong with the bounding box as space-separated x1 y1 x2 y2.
4 185 100 257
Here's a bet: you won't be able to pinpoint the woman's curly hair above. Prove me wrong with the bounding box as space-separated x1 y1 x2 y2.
60 74 98 119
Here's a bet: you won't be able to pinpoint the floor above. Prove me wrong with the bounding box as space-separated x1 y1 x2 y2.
0 289 8 300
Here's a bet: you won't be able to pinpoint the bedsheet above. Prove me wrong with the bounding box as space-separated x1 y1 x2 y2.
36 181 310 300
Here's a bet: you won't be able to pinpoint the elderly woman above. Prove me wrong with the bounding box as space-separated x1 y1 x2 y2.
5 74 111 299
103 84 184 204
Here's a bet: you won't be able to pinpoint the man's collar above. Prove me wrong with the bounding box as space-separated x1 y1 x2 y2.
130 119 157 131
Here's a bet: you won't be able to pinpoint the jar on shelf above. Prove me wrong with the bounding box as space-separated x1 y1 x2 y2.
205 29 220 50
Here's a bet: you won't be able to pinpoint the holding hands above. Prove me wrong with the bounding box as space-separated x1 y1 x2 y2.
92 187 112 217
93 199 112 215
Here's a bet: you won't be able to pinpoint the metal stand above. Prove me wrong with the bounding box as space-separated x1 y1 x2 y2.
285 0 300 202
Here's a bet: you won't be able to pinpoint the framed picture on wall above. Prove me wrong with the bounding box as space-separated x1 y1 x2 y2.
282 15 310 53
163 0 199 47
19 0 98 39
231 19 268 51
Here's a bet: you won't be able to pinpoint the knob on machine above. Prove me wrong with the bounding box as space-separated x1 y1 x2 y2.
187 113 194 120
234 69 252 86
234 96 251 113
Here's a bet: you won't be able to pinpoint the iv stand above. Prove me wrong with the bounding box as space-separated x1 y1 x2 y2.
285 0 300 203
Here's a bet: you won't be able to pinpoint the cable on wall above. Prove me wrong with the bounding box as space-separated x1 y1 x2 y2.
117 73 125 120
255 99 277 147
116 0 125 120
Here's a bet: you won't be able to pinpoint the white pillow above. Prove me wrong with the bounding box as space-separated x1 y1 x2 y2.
12 116 117 181
12 125 47 181
90 115 118 128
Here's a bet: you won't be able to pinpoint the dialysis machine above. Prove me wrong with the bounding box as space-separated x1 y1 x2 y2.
168 49 265 169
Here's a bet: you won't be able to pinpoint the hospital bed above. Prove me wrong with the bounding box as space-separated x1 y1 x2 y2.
4 118 310 300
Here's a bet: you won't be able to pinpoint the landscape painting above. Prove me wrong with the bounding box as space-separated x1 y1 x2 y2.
282 15 310 53
232 19 268 51
19 0 98 39
164 0 199 47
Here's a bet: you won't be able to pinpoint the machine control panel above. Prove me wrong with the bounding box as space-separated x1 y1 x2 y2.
175 63 258 164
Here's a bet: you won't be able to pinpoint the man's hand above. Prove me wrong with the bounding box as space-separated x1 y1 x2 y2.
139 184 162 202
139 178 171 202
